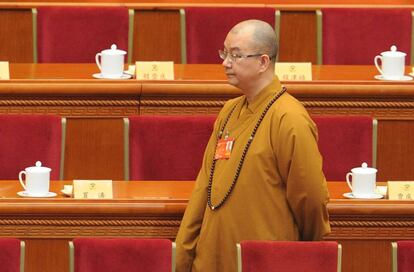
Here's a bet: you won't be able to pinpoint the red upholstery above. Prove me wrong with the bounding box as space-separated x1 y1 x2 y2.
240 241 338 272
129 115 216 180
0 115 62 180
322 8 412 65
37 7 129 63
397 241 414 272
184 7 276 64
312 115 373 181
0 238 21 272
73 238 172 272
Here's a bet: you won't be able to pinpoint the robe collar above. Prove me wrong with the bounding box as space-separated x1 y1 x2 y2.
241 76 282 114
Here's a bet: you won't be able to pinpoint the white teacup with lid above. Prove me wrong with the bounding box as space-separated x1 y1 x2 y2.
95 44 126 79
346 162 377 198
19 161 51 196
374 45 406 80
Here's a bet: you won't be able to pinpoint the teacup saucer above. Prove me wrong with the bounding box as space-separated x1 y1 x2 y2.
343 192 384 199
92 73 132 80
374 75 413 81
61 189 72 197
17 191 57 198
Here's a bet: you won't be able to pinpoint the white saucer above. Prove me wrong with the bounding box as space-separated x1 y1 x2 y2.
92 73 132 80
61 189 72 197
374 75 412 81
17 191 57 198
343 192 384 199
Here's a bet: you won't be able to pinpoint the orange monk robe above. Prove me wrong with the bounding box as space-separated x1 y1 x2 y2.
175 77 331 272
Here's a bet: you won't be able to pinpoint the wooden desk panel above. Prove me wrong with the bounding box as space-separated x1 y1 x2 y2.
2 64 414 181
0 180 412 272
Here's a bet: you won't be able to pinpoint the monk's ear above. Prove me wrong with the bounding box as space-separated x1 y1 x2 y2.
258 54 271 72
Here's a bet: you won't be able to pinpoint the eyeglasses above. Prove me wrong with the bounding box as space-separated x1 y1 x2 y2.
218 50 266 63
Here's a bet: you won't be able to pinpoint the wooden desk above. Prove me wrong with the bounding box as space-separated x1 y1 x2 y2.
1 64 414 181
0 180 413 272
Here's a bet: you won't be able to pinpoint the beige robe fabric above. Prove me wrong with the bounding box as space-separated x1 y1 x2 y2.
175 77 331 272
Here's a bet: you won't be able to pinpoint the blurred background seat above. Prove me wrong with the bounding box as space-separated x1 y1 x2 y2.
0 238 25 272
317 8 413 65
237 241 341 272
124 115 216 180
34 7 132 63
392 241 414 272
69 238 174 272
181 7 278 64
312 115 376 181
0 115 65 180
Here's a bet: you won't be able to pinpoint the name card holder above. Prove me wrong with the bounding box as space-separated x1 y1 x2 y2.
387 181 414 200
73 180 113 199
275 62 312 81
135 61 174 80
0 61 10 80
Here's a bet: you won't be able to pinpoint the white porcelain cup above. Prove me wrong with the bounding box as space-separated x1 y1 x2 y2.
95 44 127 79
374 45 406 80
19 161 51 196
346 162 377 198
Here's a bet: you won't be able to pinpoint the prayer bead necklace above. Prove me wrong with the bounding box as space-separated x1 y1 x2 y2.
207 87 287 210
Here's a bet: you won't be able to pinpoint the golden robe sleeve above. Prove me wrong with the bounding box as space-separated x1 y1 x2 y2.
274 109 331 241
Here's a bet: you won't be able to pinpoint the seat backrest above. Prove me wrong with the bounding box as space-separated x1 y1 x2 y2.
392 241 414 272
0 238 25 272
70 238 174 272
0 115 63 180
35 7 130 63
237 241 341 272
182 7 277 64
312 115 376 181
125 115 216 180
319 8 412 65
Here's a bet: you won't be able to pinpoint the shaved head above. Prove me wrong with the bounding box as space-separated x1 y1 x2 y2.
230 20 278 63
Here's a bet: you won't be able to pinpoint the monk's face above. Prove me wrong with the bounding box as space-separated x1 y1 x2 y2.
222 27 262 92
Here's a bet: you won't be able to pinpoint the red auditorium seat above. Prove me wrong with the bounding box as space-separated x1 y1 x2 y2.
125 115 216 180
319 8 412 65
237 241 341 272
182 7 277 64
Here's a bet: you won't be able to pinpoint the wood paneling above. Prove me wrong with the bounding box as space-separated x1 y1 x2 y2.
279 11 317 63
25 239 69 272
133 10 181 63
0 9 33 63
64 118 125 180
377 120 414 181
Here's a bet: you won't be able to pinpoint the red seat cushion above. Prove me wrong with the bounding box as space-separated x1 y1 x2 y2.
0 115 62 180
0 238 21 272
37 7 129 63
322 8 412 65
74 238 172 272
185 7 276 64
397 241 414 272
129 115 216 180
241 241 338 272
312 115 373 181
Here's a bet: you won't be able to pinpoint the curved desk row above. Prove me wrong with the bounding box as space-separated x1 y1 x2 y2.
0 180 411 272
1 64 414 181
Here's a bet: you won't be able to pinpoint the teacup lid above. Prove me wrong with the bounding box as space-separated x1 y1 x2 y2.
351 162 377 174
25 161 51 173
381 45 406 57
101 44 127 55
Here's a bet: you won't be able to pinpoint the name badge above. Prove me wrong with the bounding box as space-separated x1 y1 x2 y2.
214 137 234 160
275 62 312 81
0 61 10 80
73 180 113 199
388 181 414 200
135 61 174 80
